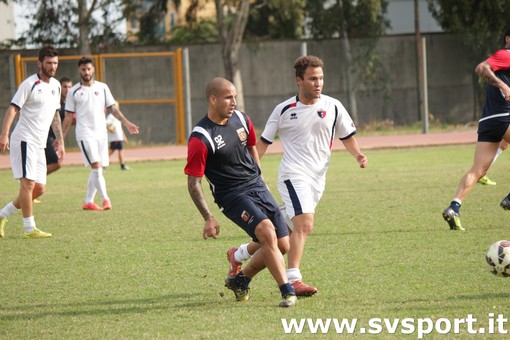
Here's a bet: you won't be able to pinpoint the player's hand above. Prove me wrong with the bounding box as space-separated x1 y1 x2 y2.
203 217 220 239
125 121 140 135
357 152 367 168
53 139 65 161
0 134 9 153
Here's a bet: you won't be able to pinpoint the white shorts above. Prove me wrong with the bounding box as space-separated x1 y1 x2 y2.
278 178 324 218
78 137 109 167
10 140 47 184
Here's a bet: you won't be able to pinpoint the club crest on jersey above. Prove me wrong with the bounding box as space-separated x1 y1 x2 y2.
236 128 247 142
94 91 100 96
317 110 327 119
241 210 252 223
52 90 56 95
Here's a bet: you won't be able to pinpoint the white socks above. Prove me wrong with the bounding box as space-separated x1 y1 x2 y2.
86 168 109 203
235 243 252 263
23 216 35 233
0 202 18 219
287 268 302 283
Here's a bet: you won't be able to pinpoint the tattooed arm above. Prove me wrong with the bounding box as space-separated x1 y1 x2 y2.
187 175 220 239
51 110 65 161
110 102 140 135
475 61 510 101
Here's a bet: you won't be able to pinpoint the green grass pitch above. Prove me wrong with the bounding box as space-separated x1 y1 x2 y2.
1 144 510 338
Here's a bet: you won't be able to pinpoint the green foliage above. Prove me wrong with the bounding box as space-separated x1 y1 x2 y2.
305 0 390 39
245 0 306 40
427 0 510 115
11 0 126 50
170 19 219 44
1 145 510 338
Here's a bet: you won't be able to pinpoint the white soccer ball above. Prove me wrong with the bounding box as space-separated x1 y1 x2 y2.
486 240 510 277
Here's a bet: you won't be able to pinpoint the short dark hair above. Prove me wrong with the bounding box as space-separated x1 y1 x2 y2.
293 55 324 79
38 46 58 62
78 56 94 67
59 77 71 84
503 26 510 46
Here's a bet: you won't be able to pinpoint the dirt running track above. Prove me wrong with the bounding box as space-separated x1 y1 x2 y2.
0 130 477 170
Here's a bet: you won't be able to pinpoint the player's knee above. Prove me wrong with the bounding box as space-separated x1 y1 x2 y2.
278 237 290 255
294 222 314 236
255 221 278 246
32 184 46 198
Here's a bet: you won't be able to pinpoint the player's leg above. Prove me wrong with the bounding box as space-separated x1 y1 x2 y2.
241 222 296 307
499 130 510 209
17 144 51 238
279 179 319 296
222 193 296 306
80 140 103 210
478 139 507 185
45 135 61 175
443 141 499 230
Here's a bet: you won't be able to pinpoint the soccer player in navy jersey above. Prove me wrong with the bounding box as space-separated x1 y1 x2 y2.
443 27 510 231
227 55 368 296
184 77 297 307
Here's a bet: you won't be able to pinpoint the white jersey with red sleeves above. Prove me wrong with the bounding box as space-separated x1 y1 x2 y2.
66 80 115 141
260 94 356 187
10 73 61 148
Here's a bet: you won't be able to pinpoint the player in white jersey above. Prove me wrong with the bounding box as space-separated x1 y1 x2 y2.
226 55 368 296
0 46 64 238
63 57 139 211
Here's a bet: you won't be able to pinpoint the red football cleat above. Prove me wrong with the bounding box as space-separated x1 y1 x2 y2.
291 280 318 297
83 202 103 211
103 199 112 210
226 247 242 278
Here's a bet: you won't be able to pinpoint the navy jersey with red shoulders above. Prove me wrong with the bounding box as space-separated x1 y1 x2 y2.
483 49 510 117
184 110 263 203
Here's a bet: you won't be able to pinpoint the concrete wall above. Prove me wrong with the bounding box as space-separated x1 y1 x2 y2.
0 34 476 145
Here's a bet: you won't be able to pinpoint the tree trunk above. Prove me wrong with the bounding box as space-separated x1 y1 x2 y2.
338 0 358 125
77 0 94 56
215 0 250 112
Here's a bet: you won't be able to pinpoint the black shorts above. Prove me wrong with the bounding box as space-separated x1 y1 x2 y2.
110 141 124 151
477 114 510 142
219 189 289 242
45 136 59 165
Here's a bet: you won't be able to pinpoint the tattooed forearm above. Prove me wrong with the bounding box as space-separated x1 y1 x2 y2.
476 62 501 86
187 176 213 220
52 111 63 140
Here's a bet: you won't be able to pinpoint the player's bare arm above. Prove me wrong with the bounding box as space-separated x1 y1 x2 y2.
341 137 368 168
256 139 270 159
0 105 19 153
475 61 510 101
110 104 140 135
51 110 65 160
187 175 220 239
61 111 74 139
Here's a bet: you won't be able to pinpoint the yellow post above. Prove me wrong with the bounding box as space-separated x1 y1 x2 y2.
174 48 186 145
14 54 22 87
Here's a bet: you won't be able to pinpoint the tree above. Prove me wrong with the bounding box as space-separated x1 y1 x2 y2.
215 0 250 112
427 0 510 119
11 0 126 53
305 0 390 124
245 0 305 40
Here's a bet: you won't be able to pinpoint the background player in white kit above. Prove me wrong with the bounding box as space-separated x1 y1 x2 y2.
0 46 64 238
63 57 139 211
227 55 368 296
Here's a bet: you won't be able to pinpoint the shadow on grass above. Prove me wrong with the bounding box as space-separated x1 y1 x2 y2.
0 293 212 321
